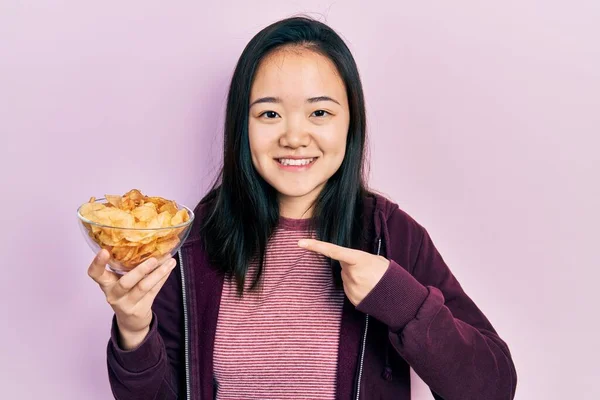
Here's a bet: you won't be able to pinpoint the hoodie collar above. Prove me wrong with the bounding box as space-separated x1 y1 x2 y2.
362 191 397 257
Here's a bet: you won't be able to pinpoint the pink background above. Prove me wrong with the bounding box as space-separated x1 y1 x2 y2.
1 1 598 399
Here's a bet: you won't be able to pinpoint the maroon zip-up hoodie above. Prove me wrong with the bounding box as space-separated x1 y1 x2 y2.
106 193 517 399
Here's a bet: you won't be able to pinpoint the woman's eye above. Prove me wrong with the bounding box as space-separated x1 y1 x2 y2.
312 110 330 117
260 111 280 119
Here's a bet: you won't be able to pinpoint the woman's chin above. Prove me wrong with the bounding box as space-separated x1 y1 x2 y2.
274 184 324 201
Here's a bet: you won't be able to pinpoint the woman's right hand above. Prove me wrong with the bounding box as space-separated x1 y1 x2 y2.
88 249 177 350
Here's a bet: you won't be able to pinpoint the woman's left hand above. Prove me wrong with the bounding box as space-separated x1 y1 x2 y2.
298 239 389 306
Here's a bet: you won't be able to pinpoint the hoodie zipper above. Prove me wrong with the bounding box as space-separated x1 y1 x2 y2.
355 237 382 400
355 314 369 400
178 250 192 400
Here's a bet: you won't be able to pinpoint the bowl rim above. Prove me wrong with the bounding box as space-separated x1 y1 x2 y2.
77 197 195 231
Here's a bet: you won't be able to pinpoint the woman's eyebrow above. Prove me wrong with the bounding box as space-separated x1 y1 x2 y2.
249 95 340 108
306 96 340 105
250 96 281 108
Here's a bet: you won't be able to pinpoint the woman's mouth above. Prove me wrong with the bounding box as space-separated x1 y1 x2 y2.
275 157 317 170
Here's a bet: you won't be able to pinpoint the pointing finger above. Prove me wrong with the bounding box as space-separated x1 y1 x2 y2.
298 239 359 264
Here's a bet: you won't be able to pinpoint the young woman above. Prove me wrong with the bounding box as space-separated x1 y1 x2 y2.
89 16 517 400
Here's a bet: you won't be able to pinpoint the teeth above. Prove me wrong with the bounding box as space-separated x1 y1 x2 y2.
278 158 314 166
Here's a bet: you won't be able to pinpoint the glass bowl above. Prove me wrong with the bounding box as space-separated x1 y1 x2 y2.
77 197 195 275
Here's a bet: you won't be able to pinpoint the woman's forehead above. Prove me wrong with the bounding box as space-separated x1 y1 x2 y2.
251 48 346 104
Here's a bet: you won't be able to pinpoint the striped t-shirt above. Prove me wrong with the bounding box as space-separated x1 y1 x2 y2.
213 217 345 399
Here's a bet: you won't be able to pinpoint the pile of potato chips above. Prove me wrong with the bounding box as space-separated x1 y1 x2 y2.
79 189 191 269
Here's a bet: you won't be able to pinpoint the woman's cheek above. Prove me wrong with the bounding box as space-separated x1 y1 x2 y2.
316 126 347 155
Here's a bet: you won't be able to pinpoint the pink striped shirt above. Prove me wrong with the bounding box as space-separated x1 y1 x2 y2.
213 217 345 399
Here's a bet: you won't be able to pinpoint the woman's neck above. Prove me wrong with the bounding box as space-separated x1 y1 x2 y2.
278 194 316 219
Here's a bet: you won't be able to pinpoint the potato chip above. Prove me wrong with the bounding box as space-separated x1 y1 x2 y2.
111 246 137 263
171 209 190 226
156 235 180 254
122 228 155 244
79 201 105 219
137 240 157 257
132 202 158 222
158 200 179 215
105 194 123 208
145 196 168 208
120 189 145 211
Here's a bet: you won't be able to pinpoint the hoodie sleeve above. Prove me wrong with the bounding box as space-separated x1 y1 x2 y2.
105 255 184 400
356 207 517 400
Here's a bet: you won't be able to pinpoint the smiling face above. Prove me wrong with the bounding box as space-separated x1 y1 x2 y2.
248 47 350 218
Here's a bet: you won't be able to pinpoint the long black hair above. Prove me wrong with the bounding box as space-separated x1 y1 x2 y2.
198 16 370 293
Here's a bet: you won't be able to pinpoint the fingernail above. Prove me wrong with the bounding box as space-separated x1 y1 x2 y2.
298 240 309 248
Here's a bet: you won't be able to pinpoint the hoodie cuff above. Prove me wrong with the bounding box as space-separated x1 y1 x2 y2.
356 260 429 332
108 312 165 373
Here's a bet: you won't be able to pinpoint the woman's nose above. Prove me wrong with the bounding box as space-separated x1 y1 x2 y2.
279 118 310 148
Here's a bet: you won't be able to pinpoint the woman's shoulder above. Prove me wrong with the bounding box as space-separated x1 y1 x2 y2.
363 190 424 233
363 190 426 268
